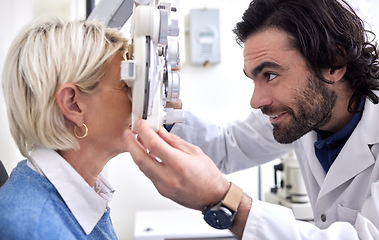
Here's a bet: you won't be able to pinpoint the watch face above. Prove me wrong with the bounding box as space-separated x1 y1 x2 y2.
204 208 232 229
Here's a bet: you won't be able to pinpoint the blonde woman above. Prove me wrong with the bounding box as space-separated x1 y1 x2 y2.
0 17 132 239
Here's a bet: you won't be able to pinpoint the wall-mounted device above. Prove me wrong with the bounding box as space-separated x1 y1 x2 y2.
89 0 183 132
189 8 221 66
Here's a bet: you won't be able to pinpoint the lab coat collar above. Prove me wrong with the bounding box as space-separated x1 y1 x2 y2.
301 132 325 188
318 96 379 198
28 147 114 235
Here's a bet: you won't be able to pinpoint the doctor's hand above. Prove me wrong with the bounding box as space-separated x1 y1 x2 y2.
124 119 230 211
166 99 182 109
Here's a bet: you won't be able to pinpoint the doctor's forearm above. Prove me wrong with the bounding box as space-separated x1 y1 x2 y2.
229 193 253 240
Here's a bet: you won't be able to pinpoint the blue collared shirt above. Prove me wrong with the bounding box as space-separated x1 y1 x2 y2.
314 96 365 173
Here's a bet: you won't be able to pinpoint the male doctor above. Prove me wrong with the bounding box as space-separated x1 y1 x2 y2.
125 0 379 239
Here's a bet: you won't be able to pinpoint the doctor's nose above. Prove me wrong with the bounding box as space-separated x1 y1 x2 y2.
250 84 272 109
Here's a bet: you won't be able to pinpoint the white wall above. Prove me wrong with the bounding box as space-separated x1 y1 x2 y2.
350 0 379 35
0 0 33 180
0 0 83 177
1 0 379 240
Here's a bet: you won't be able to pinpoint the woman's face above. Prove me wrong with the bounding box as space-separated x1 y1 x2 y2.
82 53 132 157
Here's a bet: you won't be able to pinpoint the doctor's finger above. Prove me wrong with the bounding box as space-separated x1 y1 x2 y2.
133 119 181 163
157 126 204 156
124 129 166 180
136 135 158 159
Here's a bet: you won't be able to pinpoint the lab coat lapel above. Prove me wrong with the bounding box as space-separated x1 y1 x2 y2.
318 97 379 199
301 132 326 188
318 131 374 198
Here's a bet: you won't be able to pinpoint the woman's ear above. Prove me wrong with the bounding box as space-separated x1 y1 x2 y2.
56 83 83 125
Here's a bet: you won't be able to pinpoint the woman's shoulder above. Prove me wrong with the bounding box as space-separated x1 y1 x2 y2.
0 160 55 195
0 160 79 238
0 160 60 218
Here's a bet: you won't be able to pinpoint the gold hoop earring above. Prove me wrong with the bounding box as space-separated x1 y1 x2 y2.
74 123 88 139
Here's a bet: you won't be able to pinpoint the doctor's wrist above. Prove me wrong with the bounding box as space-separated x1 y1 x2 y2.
203 182 246 232
229 193 253 240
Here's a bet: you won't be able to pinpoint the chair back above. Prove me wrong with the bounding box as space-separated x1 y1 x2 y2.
0 160 9 187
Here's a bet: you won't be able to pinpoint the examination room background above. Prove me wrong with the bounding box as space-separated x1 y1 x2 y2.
1 0 378 239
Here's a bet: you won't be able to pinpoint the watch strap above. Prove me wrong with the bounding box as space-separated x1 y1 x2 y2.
222 182 243 212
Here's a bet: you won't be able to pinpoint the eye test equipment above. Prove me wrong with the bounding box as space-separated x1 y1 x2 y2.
88 0 183 131
265 152 314 221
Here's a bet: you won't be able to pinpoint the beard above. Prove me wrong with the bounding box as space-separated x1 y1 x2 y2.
261 76 337 144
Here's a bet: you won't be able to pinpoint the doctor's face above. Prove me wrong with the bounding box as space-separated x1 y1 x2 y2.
243 28 337 144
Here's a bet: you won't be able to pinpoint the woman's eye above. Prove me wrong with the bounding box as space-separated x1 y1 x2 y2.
122 83 133 100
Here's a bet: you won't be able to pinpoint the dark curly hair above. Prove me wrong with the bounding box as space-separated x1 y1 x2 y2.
233 0 379 111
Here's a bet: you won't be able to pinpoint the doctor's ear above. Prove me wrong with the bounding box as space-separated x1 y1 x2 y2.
324 46 348 83
56 83 83 125
323 65 347 84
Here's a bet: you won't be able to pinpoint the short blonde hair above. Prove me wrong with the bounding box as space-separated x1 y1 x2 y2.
2 16 128 157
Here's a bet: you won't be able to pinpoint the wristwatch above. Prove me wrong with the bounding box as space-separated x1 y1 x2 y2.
203 182 243 229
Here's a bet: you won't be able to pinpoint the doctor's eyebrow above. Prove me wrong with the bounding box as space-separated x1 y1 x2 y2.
248 61 286 79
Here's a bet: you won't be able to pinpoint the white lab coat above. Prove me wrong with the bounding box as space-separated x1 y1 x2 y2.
171 96 379 239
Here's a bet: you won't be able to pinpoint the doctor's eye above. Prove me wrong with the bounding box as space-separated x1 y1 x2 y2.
265 73 278 82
